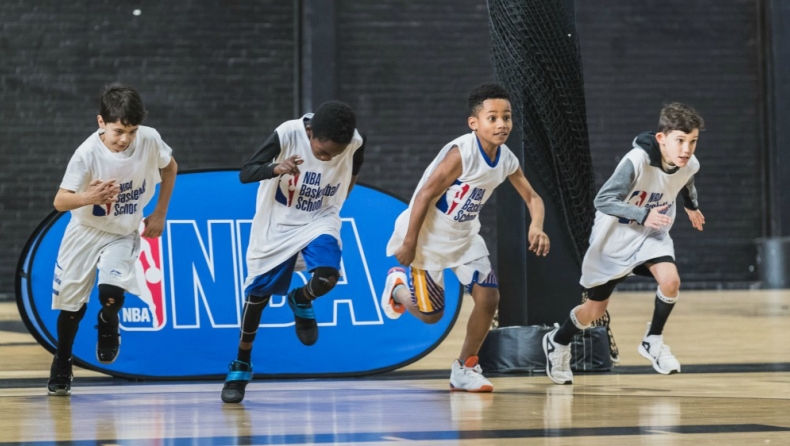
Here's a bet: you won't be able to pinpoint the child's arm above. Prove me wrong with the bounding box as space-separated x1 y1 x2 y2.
239 132 303 183
681 175 705 231
346 140 366 197
53 179 120 212
395 147 463 266
142 157 178 238
507 167 550 256
594 161 648 222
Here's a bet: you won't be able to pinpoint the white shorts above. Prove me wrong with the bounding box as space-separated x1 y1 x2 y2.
52 220 142 311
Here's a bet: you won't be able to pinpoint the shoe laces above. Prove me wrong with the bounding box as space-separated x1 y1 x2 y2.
653 342 674 360
466 363 483 376
549 345 572 371
559 348 571 370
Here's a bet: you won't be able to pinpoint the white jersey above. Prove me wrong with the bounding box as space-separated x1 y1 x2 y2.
387 132 520 270
60 126 173 235
244 116 364 281
581 146 700 288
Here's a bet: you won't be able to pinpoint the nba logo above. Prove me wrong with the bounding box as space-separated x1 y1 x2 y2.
93 203 112 216
436 180 470 215
121 231 167 331
618 190 648 224
274 173 300 207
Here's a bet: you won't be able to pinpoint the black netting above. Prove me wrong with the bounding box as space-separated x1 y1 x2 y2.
487 0 595 262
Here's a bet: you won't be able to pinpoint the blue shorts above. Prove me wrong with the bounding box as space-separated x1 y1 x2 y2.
244 234 341 297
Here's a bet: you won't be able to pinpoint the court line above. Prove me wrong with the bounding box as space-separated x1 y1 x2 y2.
1 423 788 445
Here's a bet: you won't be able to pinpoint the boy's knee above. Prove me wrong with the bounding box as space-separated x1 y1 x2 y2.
418 311 443 324
580 298 609 321
98 284 125 312
478 291 499 312
306 267 340 298
658 276 681 296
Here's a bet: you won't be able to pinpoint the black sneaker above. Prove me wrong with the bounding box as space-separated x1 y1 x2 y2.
287 289 318 346
96 312 121 364
47 355 73 396
221 360 253 404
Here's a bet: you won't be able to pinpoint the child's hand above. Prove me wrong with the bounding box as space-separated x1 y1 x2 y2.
274 155 303 176
685 208 705 231
528 227 550 256
84 179 119 205
394 243 416 267
644 205 671 229
142 214 165 238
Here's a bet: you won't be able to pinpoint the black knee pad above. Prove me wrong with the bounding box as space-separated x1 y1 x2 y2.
305 267 339 298
98 284 126 312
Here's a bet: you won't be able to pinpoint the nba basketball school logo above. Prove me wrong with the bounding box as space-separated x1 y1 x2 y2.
16 170 462 379
618 190 669 224
436 179 486 223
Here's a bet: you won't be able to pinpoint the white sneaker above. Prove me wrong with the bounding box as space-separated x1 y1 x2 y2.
542 328 573 385
449 356 494 392
381 267 408 320
637 323 681 374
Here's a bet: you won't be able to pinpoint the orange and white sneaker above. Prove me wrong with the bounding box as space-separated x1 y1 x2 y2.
381 267 408 320
450 356 494 392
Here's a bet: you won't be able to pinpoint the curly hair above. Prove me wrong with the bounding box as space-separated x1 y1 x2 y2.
468 83 511 116
310 101 357 145
658 102 704 134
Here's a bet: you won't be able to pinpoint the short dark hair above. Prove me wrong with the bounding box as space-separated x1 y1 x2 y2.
468 83 511 116
99 84 147 126
310 101 356 145
658 102 704 134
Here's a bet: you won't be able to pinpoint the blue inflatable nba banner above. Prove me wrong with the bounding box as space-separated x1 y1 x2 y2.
16 170 462 380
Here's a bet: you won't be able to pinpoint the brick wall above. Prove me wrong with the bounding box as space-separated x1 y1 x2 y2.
336 0 499 259
0 1 295 296
0 0 765 296
576 0 763 289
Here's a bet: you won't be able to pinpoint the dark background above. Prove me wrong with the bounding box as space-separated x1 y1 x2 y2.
2 0 787 299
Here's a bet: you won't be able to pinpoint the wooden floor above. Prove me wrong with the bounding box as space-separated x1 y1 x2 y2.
1 289 790 445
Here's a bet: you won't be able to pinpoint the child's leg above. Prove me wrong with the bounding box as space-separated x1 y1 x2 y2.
52 221 104 354
287 235 343 346
552 278 623 346
237 294 272 362
97 284 125 327
646 261 680 336
241 258 298 354
637 260 682 374
391 268 444 324
55 305 87 361
458 283 498 361
95 232 142 363
223 263 294 404
542 279 620 385
449 264 495 392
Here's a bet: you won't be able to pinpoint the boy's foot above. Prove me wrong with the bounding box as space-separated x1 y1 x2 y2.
449 356 494 392
221 360 253 404
638 324 680 374
542 328 573 385
96 312 121 364
287 289 318 346
47 355 73 396
380 267 408 320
